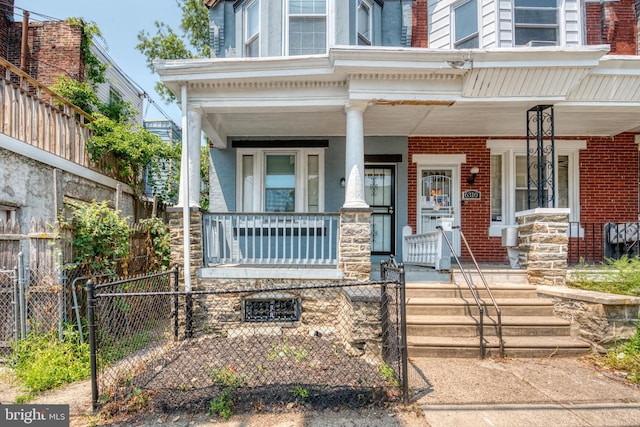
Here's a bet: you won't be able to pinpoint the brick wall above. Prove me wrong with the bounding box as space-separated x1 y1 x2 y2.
7 21 84 87
0 0 13 61
411 0 428 47
586 0 637 55
408 134 639 262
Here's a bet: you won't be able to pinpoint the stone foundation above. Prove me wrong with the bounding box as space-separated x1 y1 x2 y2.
338 208 372 282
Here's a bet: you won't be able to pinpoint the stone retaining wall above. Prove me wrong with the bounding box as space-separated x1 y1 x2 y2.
538 285 640 353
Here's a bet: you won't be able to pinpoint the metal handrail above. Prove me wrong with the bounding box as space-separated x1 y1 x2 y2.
436 226 496 358
457 227 504 358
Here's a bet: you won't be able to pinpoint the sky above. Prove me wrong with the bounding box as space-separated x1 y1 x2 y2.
13 0 184 124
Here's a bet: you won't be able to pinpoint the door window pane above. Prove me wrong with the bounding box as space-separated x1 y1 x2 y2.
491 154 503 222
265 155 296 212
242 155 254 211
307 155 319 212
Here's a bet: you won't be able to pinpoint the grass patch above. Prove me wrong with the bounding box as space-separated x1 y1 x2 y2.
10 326 90 401
569 255 640 296
601 327 640 383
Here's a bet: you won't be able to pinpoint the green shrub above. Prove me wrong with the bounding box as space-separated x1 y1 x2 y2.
570 255 640 296
10 326 90 401
602 325 640 383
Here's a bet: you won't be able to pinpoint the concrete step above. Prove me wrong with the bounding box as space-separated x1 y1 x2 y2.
406 297 555 316
407 336 591 358
406 283 538 299
406 315 571 337
451 268 528 286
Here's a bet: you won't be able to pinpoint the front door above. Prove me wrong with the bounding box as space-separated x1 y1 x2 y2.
365 165 395 255
418 167 460 255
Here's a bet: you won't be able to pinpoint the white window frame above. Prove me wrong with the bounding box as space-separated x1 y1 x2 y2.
284 0 329 56
244 0 260 57
357 0 372 46
487 139 584 237
513 0 559 47
452 0 479 49
236 148 325 212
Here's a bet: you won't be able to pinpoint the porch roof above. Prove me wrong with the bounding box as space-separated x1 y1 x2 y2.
155 45 640 147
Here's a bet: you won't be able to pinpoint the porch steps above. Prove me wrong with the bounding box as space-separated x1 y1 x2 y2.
405 281 591 358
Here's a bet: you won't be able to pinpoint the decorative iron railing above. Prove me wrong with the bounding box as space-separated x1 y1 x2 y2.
202 212 339 266
568 221 640 265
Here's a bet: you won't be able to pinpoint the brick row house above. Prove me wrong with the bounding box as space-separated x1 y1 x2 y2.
156 0 640 286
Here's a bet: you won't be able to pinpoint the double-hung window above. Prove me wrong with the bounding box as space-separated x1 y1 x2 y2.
514 0 559 46
453 0 479 48
238 148 324 212
244 0 260 57
357 0 372 46
287 0 327 55
488 140 583 235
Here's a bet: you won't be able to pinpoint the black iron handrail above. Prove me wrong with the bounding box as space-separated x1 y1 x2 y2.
436 226 503 358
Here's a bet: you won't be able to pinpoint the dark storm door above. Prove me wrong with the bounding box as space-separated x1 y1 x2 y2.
365 165 395 255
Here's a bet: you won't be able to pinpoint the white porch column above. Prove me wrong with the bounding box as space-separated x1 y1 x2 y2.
178 107 202 208
343 102 368 208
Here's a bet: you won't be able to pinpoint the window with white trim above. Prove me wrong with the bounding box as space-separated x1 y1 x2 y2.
238 148 324 212
244 0 260 57
489 140 582 234
514 0 559 46
357 0 372 46
287 0 327 55
453 0 479 48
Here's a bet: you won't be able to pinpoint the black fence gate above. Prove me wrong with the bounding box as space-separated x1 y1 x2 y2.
88 265 409 415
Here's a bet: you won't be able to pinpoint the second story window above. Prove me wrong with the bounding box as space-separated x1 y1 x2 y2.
357 0 372 46
514 0 558 46
453 0 479 48
245 0 260 57
288 0 327 56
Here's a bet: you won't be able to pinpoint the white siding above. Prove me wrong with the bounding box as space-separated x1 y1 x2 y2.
480 0 498 47
497 0 513 47
428 0 453 49
563 0 582 46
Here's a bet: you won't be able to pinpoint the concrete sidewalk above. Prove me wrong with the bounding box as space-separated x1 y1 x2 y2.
409 357 640 427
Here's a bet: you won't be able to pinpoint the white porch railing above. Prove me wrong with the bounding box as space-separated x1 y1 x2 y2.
402 218 452 270
202 212 339 266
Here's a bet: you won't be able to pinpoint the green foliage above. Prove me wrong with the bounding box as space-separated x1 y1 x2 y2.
62 200 130 274
89 114 179 191
66 18 107 84
136 0 210 103
50 76 101 115
209 389 234 420
209 365 244 389
570 255 640 296
200 145 211 210
379 363 400 388
289 385 310 404
10 326 90 401
139 217 172 269
602 324 640 383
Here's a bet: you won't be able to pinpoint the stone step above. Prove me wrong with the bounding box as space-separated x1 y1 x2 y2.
406 282 538 299
407 336 591 358
406 315 571 337
406 297 555 316
451 268 529 286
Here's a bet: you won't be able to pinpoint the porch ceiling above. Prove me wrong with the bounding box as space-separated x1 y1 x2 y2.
155 46 640 143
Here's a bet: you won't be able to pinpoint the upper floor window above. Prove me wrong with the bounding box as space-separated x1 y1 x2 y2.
453 0 478 48
514 0 558 46
357 0 372 46
245 0 260 57
288 0 327 55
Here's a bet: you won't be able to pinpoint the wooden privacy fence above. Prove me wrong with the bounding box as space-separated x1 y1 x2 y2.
0 58 117 178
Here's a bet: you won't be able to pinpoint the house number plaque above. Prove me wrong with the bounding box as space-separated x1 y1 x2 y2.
462 190 481 201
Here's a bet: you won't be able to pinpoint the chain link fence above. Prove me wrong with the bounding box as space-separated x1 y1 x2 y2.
89 270 408 416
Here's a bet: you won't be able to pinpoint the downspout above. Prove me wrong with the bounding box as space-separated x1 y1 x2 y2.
181 84 192 292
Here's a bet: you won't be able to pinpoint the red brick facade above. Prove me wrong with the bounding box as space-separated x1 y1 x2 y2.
585 0 638 55
7 21 84 87
408 135 639 262
412 0 428 48
0 0 13 63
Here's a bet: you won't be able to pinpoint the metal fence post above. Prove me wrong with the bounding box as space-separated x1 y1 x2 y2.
173 266 179 340
185 292 193 338
17 252 27 339
57 253 64 341
87 279 99 411
12 266 19 342
398 265 409 403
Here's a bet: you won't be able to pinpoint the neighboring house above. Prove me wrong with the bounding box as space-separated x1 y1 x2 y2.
0 2 149 253
143 119 182 204
156 0 640 285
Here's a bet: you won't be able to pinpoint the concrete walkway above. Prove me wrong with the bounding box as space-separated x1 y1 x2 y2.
409 357 640 427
